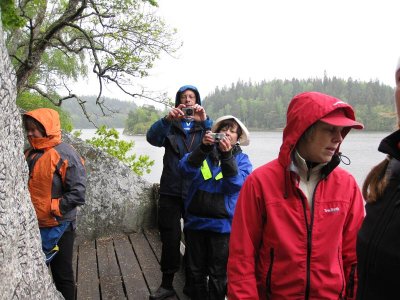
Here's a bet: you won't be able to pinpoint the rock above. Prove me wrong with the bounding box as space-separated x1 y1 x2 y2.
63 127 158 243
0 20 63 300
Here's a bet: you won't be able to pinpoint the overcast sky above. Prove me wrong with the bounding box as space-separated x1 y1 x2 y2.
75 0 400 105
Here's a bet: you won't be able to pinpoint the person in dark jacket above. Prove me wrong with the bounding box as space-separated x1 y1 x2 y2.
147 85 212 300
23 108 86 300
228 92 365 299
179 115 252 300
356 58 400 300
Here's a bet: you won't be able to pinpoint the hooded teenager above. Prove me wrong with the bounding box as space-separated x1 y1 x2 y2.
356 57 400 300
146 85 212 299
179 115 253 300
227 92 365 299
23 108 86 300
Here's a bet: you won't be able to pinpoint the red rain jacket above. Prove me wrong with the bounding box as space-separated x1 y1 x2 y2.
227 92 364 299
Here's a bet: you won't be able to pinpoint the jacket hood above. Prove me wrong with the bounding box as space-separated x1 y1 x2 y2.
278 91 362 168
175 85 201 107
211 115 250 146
24 108 61 149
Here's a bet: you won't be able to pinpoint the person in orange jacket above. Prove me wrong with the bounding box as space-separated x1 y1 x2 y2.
228 92 365 299
23 108 86 300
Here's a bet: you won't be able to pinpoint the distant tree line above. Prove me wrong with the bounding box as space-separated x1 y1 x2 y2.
124 105 164 135
203 76 396 131
69 76 396 133
62 96 138 129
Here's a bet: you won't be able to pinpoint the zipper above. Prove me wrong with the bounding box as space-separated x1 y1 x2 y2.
299 180 319 300
266 248 275 300
338 247 345 299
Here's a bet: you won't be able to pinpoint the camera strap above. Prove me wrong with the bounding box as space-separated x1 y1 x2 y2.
182 133 196 152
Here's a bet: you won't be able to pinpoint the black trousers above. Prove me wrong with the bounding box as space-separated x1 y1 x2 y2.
50 230 76 300
158 194 184 274
185 229 230 300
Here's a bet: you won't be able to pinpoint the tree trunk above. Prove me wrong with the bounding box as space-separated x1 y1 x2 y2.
0 17 63 299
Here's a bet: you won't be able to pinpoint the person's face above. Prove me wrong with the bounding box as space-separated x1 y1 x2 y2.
25 122 45 138
396 69 400 125
219 123 239 146
297 121 344 163
180 90 196 106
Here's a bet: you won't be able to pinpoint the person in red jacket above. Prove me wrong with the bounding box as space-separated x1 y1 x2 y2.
227 91 365 299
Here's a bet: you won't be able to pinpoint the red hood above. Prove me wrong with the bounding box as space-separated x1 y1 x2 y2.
24 108 61 149
278 91 360 168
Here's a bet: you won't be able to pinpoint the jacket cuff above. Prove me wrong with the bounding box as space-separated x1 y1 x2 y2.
161 116 172 125
51 198 63 217
221 154 238 177
203 117 212 130
220 149 233 160
188 144 212 167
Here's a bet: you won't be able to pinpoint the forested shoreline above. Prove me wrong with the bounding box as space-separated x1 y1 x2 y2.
203 76 396 131
64 76 397 133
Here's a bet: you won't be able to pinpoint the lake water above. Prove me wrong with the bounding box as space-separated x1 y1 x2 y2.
76 129 389 187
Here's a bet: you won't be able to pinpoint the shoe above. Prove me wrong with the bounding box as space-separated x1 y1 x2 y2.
149 286 176 300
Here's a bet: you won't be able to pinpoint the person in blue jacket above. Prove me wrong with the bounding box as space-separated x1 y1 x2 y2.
178 115 253 300
147 85 212 300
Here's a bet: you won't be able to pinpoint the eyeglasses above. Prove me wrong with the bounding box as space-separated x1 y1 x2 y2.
180 94 196 100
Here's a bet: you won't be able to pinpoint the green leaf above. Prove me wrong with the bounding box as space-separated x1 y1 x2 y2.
86 125 154 176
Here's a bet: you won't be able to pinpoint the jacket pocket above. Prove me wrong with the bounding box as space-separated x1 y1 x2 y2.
187 189 229 219
266 248 274 300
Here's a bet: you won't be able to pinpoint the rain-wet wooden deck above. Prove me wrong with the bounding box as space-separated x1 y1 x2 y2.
73 229 189 300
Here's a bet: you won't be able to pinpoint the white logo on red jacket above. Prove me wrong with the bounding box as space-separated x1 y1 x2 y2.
324 207 340 213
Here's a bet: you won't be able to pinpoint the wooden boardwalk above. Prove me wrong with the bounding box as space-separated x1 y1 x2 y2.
73 229 189 300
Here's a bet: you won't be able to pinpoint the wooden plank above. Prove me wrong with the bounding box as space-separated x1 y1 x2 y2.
129 232 163 294
173 266 190 300
113 234 149 300
73 244 78 300
73 245 78 281
76 241 100 300
142 230 189 300
143 229 162 263
96 236 126 300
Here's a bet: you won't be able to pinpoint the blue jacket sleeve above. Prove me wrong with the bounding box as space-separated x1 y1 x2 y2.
178 152 201 179
146 117 172 147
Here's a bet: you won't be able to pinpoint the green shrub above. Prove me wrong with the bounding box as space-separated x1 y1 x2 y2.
86 126 154 176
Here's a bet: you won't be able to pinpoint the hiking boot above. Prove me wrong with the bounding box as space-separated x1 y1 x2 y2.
149 286 176 300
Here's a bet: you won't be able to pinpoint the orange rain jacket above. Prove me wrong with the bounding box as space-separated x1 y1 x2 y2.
24 108 86 228
227 92 364 299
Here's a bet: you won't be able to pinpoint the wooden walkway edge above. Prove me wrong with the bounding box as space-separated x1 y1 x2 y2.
73 229 189 300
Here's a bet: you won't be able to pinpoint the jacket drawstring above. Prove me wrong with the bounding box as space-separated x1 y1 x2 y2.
338 152 351 165
284 167 290 199
283 145 296 199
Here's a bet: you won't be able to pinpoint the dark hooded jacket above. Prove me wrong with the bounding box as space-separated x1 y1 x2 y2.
357 129 400 300
24 108 86 229
146 85 212 198
228 92 364 300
